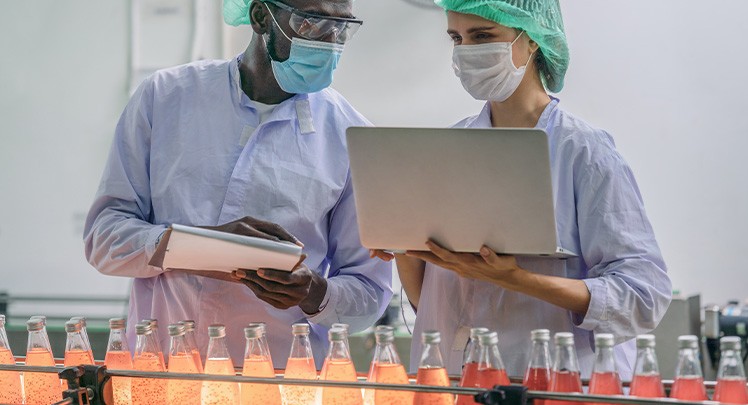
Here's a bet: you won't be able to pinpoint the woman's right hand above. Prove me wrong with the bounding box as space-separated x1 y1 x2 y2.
369 249 395 262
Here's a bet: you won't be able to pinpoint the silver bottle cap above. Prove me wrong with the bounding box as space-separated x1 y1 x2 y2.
470 327 490 340
331 323 349 336
636 334 656 348
329 327 347 342
142 319 158 329
678 335 699 349
27 319 45 332
179 320 196 333
292 323 310 335
554 332 574 346
422 330 441 344
109 318 127 330
375 327 395 343
595 333 615 348
247 322 266 336
0 314 5 327
245 324 265 339
720 336 742 351
208 324 226 338
65 320 82 333
478 331 499 346
531 329 550 342
168 323 186 337
135 322 153 335
30 315 47 325
70 316 87 328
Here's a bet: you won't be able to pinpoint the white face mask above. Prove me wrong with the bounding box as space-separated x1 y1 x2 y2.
452 31 534 102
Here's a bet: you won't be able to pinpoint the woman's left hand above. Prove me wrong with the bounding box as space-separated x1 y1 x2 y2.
406 240 526 289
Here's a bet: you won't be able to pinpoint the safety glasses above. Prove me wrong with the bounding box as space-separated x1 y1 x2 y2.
262 0 363 45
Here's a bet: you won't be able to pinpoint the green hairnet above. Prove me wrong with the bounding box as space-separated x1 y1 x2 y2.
224 0 251 26
435 0 569 93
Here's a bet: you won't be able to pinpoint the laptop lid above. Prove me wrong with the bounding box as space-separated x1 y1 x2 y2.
346 127 577 258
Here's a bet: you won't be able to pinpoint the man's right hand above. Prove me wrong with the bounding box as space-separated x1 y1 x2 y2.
201 216 303 246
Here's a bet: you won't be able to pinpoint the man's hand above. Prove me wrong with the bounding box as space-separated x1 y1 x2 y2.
234 255 328 313
201 216 303 246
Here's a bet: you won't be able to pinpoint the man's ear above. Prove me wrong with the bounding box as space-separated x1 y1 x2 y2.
249 0 270 35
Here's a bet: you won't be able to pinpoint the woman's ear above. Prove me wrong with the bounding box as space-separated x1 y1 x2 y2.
528 38 540 54
249 0 270 35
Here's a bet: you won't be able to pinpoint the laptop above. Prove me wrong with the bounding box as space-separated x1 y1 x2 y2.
346 127 577 258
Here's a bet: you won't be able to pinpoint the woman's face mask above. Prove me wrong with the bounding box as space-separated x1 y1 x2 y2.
452 31 534 102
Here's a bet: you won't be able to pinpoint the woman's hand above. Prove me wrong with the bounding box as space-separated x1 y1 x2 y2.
369 249 395 262
406 240 525 289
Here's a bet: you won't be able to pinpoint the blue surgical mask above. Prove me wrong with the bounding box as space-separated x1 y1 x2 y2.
264 5 344 94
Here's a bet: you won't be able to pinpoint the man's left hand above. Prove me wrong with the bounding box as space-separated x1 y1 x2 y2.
234 259 327 313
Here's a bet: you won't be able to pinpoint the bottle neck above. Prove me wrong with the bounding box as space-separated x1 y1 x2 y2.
206 335 231 360
419 342 445 369
373 341 402 365
717 349 747 379
135 333 161 356
169 335 190 357
289 333 314 359
463 339 481 365
27 329 52 352
553 344 580 373
326 339 351 361
593 346 618 374
675 348 703 378
478 342 506 371
528 340 551 369
66 331 91 353
0 324 11 351
107 328 131 353
245 336 271 360
634 347 660 376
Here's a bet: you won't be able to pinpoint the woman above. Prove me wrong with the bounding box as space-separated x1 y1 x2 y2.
374 0 671 379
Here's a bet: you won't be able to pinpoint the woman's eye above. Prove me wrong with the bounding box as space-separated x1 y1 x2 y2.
450 35 462 44
474 32 491 40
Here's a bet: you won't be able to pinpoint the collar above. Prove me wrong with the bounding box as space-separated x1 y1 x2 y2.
465 96 560 130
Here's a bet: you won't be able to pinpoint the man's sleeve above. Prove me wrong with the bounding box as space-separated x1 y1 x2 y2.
306 171 394 332
83 78 168 278
574 145 672 342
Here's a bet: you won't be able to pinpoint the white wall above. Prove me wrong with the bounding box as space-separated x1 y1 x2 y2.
0 1 745 312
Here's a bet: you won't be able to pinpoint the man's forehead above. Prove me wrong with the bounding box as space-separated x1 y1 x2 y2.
282 0 355 19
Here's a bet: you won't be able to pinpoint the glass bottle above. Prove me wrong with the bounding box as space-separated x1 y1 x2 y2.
629 334 665 398
167 323 200 405
476 331 510 386
241 323 281 405
365 325 412 405
671 335 708 401
457 327 489 405
104 318 133 405
588 333 623 405
523 329 551 405
202 324 239 405
282 323 318 405
414 330 453 405
132 322 167 405
547 332 582 405
179 320 203 373
24 317 62 405
70 316 95 361
713 336 748 404
0 314 23 404
320 326 362 404
64 320 95 366
143 318 166 368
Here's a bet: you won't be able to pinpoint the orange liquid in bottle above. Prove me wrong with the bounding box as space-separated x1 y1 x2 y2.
589 371 623 405
457 362 480 405
523 367 550 405
132 352 167 405
241 357 281 404
24 348 62 405
202 358 239 405
414 367 453 405
168 353 201 405
0 348 23 404
321 359 362 404
104 350 134 405
64 349 94 366
629 373 665 398
191 349 204 373
282 357 318 405
365 362 413 405
713 376 748 404
547 370 583 405
671 376 708 401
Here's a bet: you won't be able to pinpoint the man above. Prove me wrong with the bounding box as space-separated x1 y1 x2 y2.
84 0 392 367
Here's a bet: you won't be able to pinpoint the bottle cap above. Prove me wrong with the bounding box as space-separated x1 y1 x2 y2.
375 327 395 344
331 323 349 334
329 327 347 341
142 319 158 329
179 320 196 332
135 322 152 335
0 314 5 327
292 323 310 335
70 316 87 328
470 327 490 340
478 331 499 346
375 325 394 333
27 318 44 332
245 324 264 339
678 335 699 349
65 320 82 333
30 315 47 325
636 334 656 348
109 318 127 330
208 324 226 338
246 322 266 336
168 323 186 337
531 329 550 342
720 336 742 351
422 330 441 344
554 332 574 346
595 333 615 348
